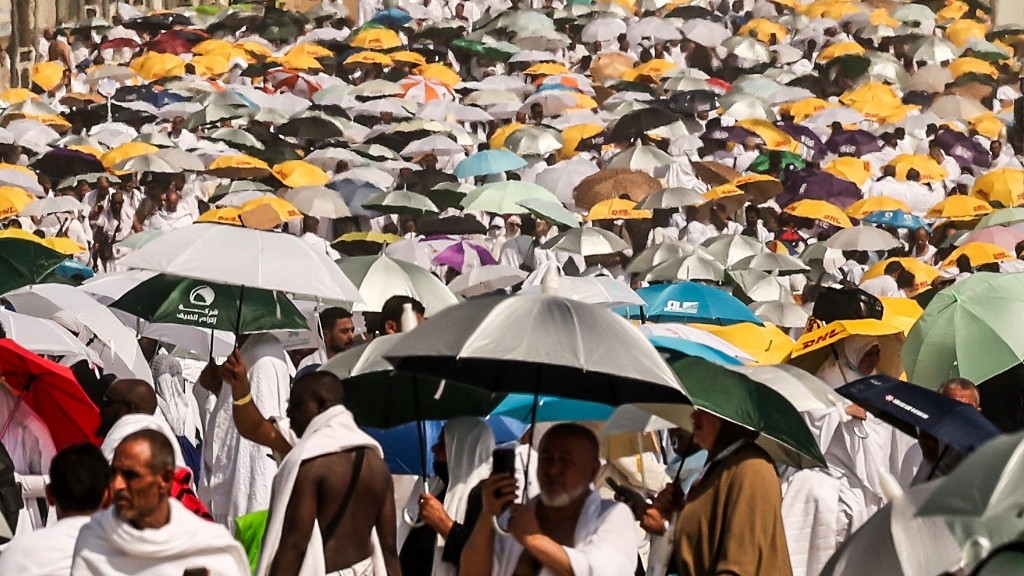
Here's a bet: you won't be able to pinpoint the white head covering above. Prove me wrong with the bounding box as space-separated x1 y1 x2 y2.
814 335 880 389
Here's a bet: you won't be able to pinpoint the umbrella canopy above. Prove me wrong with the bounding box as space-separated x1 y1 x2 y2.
783 199 854 228
791 319 906 379
637 282 764 326
824 226 903 251
386 294 688 405
0 238 69 296
461 181 559 214
521 274 643 308
750 301 808 328
431 239 498 273
0 338 99 450
454 149 528 179
282 186 352 219
0 309 95 361
448 265 529 297
362 190 439 217
542 227 629 256
337 255 459 315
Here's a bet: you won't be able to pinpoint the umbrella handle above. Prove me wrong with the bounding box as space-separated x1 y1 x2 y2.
402 478 430 528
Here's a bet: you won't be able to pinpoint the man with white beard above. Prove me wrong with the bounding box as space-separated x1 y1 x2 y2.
460 423 639 576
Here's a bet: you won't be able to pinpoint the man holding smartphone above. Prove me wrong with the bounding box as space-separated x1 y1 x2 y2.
460 424 639 576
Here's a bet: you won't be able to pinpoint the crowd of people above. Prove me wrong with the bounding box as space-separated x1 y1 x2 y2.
0 0 1022 573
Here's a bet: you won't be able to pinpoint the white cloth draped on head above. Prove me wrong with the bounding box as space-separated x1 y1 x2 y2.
432 417 495 576
100 412 185 469
71 498 249 576
815 336 880 390
256 405 385 576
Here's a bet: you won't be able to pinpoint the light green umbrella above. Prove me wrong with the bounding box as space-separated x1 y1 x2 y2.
337 255 459 315
903 273 1024 389
461 181 560 214
109 273 308 334
115 230 165 250
977 208 1024 229
516 198 579 229
606 143 676 171
362 189 439 217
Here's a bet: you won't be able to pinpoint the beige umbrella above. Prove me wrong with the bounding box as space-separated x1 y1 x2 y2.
928 94 989 121
590 52 636 83
573 168 662 210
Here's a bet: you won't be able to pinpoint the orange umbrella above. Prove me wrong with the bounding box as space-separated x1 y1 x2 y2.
30 62 66 92
783 199 853 227
272 160 330 188
585 198 653 221
926 195 993 220
784 98 836 122
825 157 872 186
940 241 1013 268
949 57 998 79
817 42 865 63
525 62 570 76
845 197 912 218
350 28 402 50
414 63 462 88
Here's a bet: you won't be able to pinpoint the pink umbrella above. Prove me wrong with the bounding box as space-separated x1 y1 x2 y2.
964 225 1024 252
431 239 497 273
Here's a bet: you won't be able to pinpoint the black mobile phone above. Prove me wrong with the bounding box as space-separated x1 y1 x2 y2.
492 447 517 476
606 478 653 518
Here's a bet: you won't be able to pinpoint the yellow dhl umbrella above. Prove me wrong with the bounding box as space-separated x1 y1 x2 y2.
270 52 324 71
31 61 66 92
824 157 872 186
937 1 969 21
941 241 1013 268
190 54 231 78
238 197 303 230
949 57 998 79
886 154 947 182
272 160 330 188
0 228 45 242
736 119 800 152
196 206 242 225
972 113 1005 140
0 88 38 105
40 236 87 255
68 145 103 159
390 51 427 66
738 19 788 43
790 318 905 377
784 98 836 122
972 168 1024 207
926 195 993 220
622 59 678 82
350 28 402 50
804 0 864 20
559 123 603 160
288 43 333 60
585 198 653 221
345 51 394 67
945 19 988 47
208 154 272 179
235 41 273 62
101 142 158 169
192 39 239 59
414 63 461 88
817 41 865 63
845 196 912 218
863 258 939 297
879 297 924 335
840 83 903 119
0 185 35 218
525 62 570 76
334 231 403 244
130 52 186 82
869 8 900 26
489 122 525 150
691 322 795 365
784 199 853 227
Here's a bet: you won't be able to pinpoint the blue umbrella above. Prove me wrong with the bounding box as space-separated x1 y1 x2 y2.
366 421 443 475
491 393 614 422
329 179 385 217
535 83 580 93
486 415 529 444
836 375 1000 455
454 150 528 179
52 259 94 282
629 282 764 326
372 7 412 27
863 209 930 231
648 336 744 366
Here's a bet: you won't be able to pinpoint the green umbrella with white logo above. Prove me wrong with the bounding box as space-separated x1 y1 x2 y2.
109 274 308 334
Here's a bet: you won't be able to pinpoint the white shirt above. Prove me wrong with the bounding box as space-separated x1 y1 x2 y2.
0 515 91 576
300 232 341 260
859 275 902 298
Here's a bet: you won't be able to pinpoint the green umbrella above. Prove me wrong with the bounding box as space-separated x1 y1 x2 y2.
449 38 516 62
422 183 469 211
824 54 871 79
0 238 69 296
109 274 308 334
977 208 1024 229
461 181 560 214
320 334 503 428
362 189 439 217
516 198 580 228
748 151 806 174
903 272 1024 389
639 356 826 469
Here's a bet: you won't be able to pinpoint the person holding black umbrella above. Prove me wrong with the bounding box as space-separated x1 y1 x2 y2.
910 378 982 485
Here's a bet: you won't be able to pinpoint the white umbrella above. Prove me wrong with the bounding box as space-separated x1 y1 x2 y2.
825 226 902 251
400 135 464 158
419 100 494 123
120 223 363 302
644 254 727 282
337 255 459 315
3 284 152 383
0 309 98 364
704 234 769 267
448 265 529 297
282 186 352 218
521 91 579 117
20 196 85 217
464 90 523 106
581 17 627 43
352 97 416 119
534 156 600 209
627 17 681 43
627 240 712 274
503 126 563 156
0 169 44 196
304 148 368 171
729 269 793 302
638 323 754 363
723 36 773 63
384 238 435 270
750 301 808 328
114 153 178 174
606 143 677 170
733 252 810 274
154 147 206 172
214 190 274 208
542 227 630 256
506 50 558 63
521 272 644 307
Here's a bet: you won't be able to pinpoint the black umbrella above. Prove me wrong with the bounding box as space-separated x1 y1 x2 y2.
123 12 191 31
777 121 826 161
935 129 992 170
778 167 862 209
607 107 682 142
668 90 719 115
417 215 487 236
256 7 309 41
31 148 105 179
666 5 716 19
903 90 937 107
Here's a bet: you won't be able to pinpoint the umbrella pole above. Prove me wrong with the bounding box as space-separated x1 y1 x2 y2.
208 329 216 363
0 379 30 443
235 286 246 344
522 390 540 504
412 376 429 491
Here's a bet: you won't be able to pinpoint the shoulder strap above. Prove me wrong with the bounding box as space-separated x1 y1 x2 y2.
323 448 366 537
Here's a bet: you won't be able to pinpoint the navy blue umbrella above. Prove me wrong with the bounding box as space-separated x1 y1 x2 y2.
836 375 1001 454
825 129 881 156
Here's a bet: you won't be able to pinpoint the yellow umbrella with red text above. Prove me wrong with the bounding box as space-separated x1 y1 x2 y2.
784 199 853 227
845 197 912 218
825 157 872 186
0 186 35 218
863 258 939 297
940 242 1013 268
972 168 1024 207
790 318 905 377
926 195 993 220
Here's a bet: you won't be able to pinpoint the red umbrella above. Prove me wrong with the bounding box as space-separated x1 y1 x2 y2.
146 29 208 55
100 38 140 52
0 339 99 450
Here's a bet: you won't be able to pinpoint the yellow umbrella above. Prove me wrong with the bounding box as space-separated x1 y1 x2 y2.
972 113 1005 140
940 241 1013 268
235 41 272 62
738 18 788 43
345 51 394 66
31 61 66 92
590 52 636 83
945 19 988 47
130 52 186 82
622 59 678 82
879 297 924 335
192 39 239 59
350 28 402 50
973 168 1024 207
845 196 912 218
0 88 38 105
196 206 242 226
272 160 330 188
101 142 159 169
783 199 853 227
40 236 87 255
926 195 994 220
0 185 34 218
736 119 800 152
824 157 872 186
288 43 333 60
559 123 604 160
489 122 525 150
190 54 231 78
805 0 864 20
0 228 46 243
937 1 969 21
334 231 403 244
840 83 903 120
0 163 34 176
886 154 947 182
864 258 939 297
208 154 273 179
270 52 324 71
692 322 795 365
525 62 570 76
238 197 303 230
949 57 998 79
790 318 905 377
390 50 427 66
784 98 836 122
817 41 865 63
585 198 653 221
568 93 598 110
29 114 72 131
869 8 900 26
414 63 461 88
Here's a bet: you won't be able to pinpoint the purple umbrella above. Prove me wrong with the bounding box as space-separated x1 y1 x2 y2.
778 167 862 209
776 121 826 161
934 129 991 170
431 239 497 273
824 130 881 156
703 119 758 143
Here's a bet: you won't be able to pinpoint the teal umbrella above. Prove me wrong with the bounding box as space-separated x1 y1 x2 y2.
109 274 307 334
0 238 69 296
491 393 613 422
